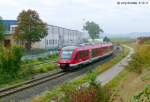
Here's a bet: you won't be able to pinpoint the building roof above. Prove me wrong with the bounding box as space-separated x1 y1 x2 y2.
1 20 17 33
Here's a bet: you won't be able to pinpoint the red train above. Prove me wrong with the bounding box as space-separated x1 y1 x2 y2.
58 43 113 70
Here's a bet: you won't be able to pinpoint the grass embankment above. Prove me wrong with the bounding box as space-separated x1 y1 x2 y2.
107 68 150 102
0 54 58 88
107 43 150 102
31 45 129 102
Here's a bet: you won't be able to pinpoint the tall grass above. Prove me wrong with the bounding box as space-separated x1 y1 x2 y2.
31 72 112 102
131 84 150 102
0 46 23 84
127 45 150 73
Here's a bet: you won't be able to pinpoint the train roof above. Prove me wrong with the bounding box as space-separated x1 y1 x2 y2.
62 46 79 51
62 43 112 51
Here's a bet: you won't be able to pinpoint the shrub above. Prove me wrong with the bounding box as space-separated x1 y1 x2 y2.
31 64 58 74
127 45 150 73
37 57 44 61
131 84 150 102
52 72 111 102
31 72 112 102
0 46 23 83
59 82 111 102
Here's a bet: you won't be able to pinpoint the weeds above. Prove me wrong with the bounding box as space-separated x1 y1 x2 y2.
0 46 23 84
131 84 150 102
127 45 150 74
31 72 112 102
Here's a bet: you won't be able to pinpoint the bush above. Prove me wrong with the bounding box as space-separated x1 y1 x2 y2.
131 84 150 102
51 72 111 102
61 85 111 102
31 64 58 74
127 45 150 73
0 46 23 83
31 72 112 102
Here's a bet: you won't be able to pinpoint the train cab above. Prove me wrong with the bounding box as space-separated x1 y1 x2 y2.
58 46 77 69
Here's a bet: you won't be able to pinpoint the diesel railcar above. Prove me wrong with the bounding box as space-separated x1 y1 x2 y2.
57 43 113 70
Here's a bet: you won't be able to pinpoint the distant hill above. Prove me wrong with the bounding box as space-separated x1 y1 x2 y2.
102 32 150 38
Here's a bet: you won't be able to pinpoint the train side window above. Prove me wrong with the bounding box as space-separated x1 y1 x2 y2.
81 51 84 58
75 52 79 60
92 49 97 57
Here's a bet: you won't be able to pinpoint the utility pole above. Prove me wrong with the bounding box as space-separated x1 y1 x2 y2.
29 14 32 59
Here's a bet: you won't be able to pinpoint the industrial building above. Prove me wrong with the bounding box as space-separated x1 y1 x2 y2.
33 25 82 49
2 20 84 49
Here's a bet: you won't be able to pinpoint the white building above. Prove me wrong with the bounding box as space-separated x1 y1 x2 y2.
33 25 83 50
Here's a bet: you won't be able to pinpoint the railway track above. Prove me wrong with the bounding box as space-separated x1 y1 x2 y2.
0 70 65 98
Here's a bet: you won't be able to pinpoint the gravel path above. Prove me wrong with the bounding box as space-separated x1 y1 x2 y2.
96 45 134 85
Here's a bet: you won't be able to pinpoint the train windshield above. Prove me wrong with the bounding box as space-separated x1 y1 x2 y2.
61 50 73 59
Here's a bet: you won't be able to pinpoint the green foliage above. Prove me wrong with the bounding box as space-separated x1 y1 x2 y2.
60 84 111 102
31 63 58 74
22 53 58 65
83 21 103 39
0 16 5 43
15 9 48 50
31 72 111 102
87 71 97 86
57 72 111 102
0 46 23 83
127 45 150 74
131 84 150 102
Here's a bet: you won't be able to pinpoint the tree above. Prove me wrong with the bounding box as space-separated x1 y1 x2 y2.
15 9 48 50
83 21 103 39
0 16 5 44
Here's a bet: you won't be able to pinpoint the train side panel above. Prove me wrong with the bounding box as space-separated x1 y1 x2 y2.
58 44 113 70
70 49 90 67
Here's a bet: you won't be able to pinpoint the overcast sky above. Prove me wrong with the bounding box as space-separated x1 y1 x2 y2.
0 0 150 34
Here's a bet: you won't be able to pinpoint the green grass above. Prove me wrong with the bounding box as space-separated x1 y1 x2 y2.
107 68 150 101
111 38 135 45
143 39 150 44
31 72 96 102
0 63 58 88
0 77 31 88
22 54 58 65
131 84 150 102
31 63 58 74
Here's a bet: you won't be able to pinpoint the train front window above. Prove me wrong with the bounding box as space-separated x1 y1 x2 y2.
61 50 73 59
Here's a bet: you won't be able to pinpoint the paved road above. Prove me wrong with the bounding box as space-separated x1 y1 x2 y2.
96 45 134 85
